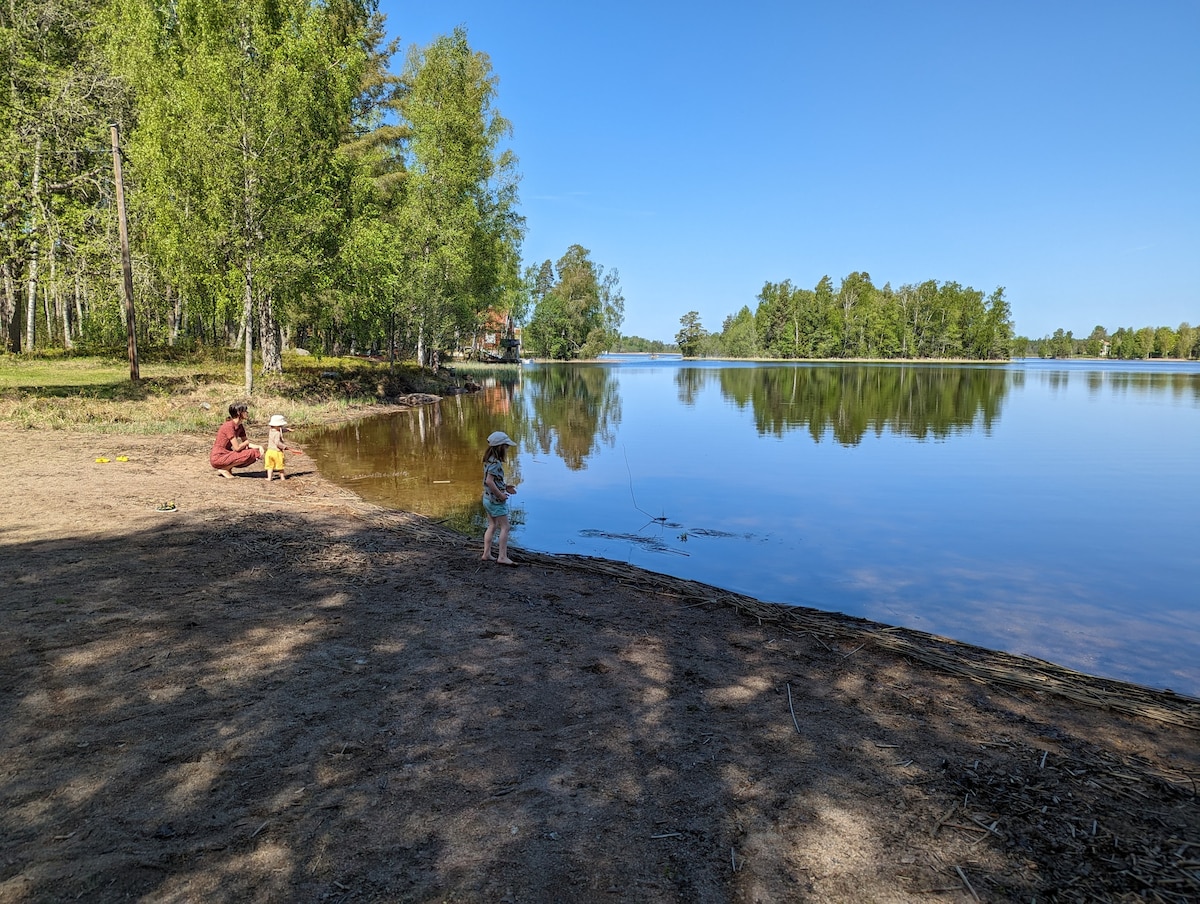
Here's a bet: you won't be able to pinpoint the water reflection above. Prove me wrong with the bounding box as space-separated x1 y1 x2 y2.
314 388 528 535
523 364 621 469
1028 363 1200 400
307 359 1200 695
700 364 1009 444
1100 370 1200 399
312 364 623 532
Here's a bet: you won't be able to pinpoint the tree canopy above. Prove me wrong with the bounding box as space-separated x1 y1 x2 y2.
684 274 1016 361
1013 322 1197 359
1 1 529 389
523 245 623 360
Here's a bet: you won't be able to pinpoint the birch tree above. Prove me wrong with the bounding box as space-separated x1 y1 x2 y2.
108 0 372 391
395 27 523 368
1 0 124 352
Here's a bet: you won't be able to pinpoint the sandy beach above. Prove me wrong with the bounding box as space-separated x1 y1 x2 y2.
1 426 1197 903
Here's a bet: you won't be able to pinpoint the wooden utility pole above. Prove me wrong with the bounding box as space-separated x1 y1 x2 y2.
110 124 140 382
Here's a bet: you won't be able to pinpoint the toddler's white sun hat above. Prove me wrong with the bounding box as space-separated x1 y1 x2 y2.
487 431 517 447
269 414 288 427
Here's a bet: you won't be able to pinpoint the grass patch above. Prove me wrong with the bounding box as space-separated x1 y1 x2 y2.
0 352 459 434
448 361 522 381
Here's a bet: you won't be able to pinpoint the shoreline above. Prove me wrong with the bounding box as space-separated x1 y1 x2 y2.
307 396 1190 705
511 545 1200 729
2 425 1198 901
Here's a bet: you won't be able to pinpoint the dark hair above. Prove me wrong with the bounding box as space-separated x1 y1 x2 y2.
483 444 507 464
228 403 249 419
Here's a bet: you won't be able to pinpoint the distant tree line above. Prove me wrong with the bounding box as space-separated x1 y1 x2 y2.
613 336 674 354
1 0 542 390
674 273 1013 360
1013 323 1198 359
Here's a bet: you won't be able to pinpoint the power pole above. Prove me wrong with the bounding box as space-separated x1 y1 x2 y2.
110 123 140 382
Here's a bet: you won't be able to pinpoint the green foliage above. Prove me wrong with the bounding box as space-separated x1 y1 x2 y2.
103 0 375 386
1047 328 1074 358
1 3 526 384
720 306 759 358
1 0 130 353
614 335 672 353
393 27 524 367
524 246 623 359
522 291 574 359
1019 320 1197 359
703 274 1015 361
675 311 707 358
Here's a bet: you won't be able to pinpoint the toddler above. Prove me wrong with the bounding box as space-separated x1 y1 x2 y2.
265 414 302 480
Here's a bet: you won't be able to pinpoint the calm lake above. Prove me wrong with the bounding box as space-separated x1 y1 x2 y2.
306 357 1200 697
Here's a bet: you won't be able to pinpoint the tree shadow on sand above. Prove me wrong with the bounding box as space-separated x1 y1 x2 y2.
1 505 1197 902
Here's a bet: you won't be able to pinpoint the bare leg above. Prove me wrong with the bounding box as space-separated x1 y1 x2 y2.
481 514 497 560
266 469 274 481
496 516 514 565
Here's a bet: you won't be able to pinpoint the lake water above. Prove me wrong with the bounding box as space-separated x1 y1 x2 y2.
306 357 1200 697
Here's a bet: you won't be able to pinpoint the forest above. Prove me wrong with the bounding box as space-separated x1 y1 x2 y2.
1 0 628 389
674 275 1199 362
7 3 1193 380
676 274 1014 360
1013 324 1199 360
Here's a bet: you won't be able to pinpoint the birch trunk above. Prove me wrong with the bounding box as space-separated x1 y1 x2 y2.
1 260 15 351
74 271 84 346
25 137 42 351
258 291 282 375
243 258 254 396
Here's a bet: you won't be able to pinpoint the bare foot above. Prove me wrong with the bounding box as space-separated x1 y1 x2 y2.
216 469 234 479
497 558 518 567
480 554 495 562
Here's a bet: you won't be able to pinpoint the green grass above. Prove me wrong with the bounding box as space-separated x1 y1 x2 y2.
446 360 522 380
0 356 166 389
0 351 458 434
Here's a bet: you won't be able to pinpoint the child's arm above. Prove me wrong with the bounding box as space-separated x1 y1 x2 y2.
484 473 508 500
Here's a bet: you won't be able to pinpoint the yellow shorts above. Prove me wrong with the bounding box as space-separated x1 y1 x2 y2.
264 449 285 471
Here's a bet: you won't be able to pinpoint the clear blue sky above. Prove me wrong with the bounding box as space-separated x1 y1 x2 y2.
376 0 1199 344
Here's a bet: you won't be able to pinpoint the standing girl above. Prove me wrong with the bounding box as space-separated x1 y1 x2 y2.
481 430 519 565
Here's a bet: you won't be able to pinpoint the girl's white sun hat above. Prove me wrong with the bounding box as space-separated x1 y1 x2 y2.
487 431 516 447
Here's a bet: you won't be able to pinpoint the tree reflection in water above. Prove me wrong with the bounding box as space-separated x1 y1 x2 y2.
522 364 621 469
679 363 1010 445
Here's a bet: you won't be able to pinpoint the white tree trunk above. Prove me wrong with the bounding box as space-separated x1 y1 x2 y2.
1 260 15 351
74 271 84 346
24 137 42 351
258 290 282 375
243 258 254 396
